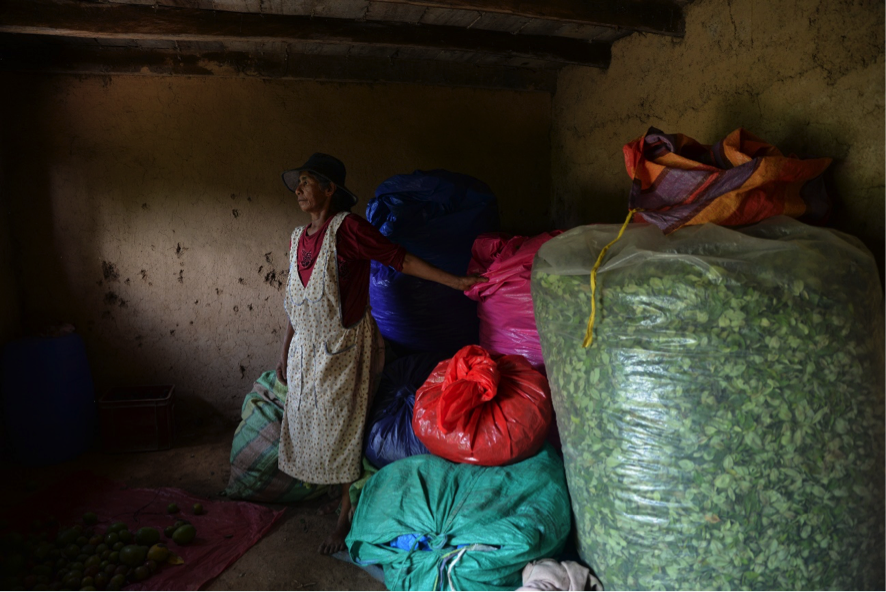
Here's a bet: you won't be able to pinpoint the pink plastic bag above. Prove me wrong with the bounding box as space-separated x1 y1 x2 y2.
465 232 563 370
413 345 553 466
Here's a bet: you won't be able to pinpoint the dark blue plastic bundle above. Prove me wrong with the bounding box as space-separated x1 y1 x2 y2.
369 264 480 357
367 170 500 355
363 352 445 469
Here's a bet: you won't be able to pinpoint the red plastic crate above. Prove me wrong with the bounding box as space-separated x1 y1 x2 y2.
97 385 175 452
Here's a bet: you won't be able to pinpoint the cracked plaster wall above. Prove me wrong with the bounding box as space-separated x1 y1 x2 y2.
0 73 552 426
552 0 884 277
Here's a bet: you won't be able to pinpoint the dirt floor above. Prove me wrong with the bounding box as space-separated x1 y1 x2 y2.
0 424 386 591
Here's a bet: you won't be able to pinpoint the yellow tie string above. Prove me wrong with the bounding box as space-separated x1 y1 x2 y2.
582 209 641 348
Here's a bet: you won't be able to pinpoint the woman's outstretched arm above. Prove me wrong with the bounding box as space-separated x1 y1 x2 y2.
400 252 487 292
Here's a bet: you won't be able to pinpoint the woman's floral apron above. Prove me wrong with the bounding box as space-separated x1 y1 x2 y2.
278 212 381 485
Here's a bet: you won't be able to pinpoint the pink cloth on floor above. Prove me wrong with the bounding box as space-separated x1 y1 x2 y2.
0 470 284 591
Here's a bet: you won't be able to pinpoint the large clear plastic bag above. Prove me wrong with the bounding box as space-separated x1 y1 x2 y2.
531 217 885 590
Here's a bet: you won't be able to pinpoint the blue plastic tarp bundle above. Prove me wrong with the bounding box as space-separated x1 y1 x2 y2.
367 170 500 355
363 352 445 469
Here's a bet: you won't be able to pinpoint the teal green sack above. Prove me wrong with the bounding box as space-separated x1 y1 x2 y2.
224 371 328 503
346 444 571 591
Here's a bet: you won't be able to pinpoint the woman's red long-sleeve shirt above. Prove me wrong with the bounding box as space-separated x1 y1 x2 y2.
291 213 406 327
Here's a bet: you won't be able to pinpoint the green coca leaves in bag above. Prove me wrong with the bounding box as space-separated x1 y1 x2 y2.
531 218 885 591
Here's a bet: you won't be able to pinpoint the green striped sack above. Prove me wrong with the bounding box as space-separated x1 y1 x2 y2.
224 371 328 503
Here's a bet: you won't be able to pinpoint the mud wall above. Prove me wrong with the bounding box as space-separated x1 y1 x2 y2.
0 73 551 425
552 0 884 275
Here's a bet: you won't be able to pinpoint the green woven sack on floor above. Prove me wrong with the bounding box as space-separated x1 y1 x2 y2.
346 444 571 591
224 371 328 503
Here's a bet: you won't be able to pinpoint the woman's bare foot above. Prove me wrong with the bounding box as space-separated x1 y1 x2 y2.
318 519 350 555
317 482 353 555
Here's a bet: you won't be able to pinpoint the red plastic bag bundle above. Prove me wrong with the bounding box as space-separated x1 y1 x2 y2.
465 232 563 370
413 345 553 466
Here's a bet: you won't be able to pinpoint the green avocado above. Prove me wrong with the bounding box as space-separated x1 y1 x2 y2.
171 525 196 546
118 545 147 568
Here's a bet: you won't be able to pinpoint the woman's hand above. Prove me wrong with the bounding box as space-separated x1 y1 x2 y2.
277 321 295 386
401 253 489 292
455 274 488 292
276 355 288 385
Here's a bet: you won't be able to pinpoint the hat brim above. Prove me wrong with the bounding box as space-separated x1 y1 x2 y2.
281 168 358 206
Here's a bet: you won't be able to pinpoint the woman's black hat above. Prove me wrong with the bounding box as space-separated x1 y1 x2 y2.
282 153 358 206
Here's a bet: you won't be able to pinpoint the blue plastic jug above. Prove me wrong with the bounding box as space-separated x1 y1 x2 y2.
1 332 97 465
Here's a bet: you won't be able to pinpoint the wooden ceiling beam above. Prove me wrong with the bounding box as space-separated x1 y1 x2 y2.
0 41 558 92
0 0 611 67
95 0 685 35
372 0 685 36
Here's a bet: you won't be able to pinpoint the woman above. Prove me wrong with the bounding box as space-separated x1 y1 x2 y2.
275 153 485 554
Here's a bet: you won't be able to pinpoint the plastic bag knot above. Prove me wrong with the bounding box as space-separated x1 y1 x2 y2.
438 345 501 432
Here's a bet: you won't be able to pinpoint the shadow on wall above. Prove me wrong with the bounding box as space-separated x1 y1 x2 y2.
579 188 629 228
0 76 272 428
0 186 22 344
3 78 96 338
554 174 632 231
